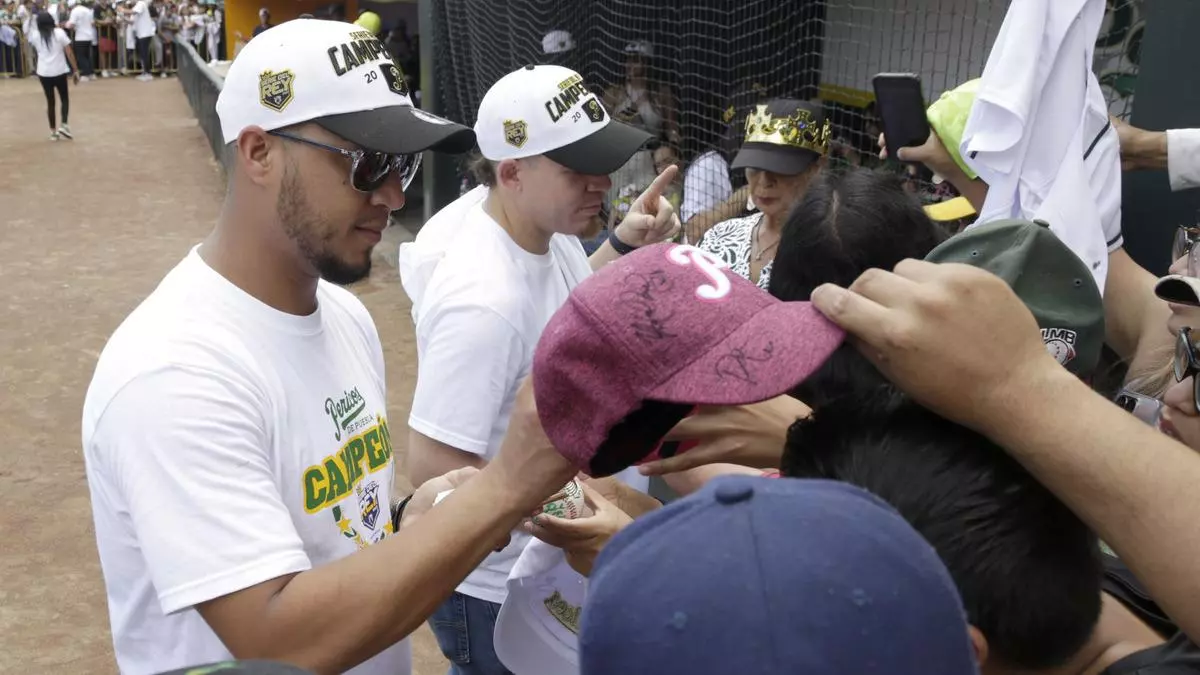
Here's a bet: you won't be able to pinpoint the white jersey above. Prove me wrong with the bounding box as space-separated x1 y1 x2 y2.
401 191 648 604
82 248 410 675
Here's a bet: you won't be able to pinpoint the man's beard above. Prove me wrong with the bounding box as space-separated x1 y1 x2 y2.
277 166 372 286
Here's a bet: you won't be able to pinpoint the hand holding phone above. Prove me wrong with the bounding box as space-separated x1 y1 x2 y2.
873 73 930 161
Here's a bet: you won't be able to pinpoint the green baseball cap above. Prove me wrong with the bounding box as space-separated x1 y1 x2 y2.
924 219 1105 378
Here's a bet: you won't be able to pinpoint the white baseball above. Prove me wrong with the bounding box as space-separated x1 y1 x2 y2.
537 478 587 520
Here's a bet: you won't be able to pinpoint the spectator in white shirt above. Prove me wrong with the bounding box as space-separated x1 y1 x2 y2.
66 0 94 78
121 0 153 79
26 10 79 140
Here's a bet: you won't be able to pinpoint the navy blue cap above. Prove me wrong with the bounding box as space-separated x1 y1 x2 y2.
579 476 979 675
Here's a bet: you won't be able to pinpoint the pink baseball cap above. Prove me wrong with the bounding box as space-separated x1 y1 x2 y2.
533 243 844 476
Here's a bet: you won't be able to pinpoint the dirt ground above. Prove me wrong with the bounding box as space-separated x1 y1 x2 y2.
0 76 446 674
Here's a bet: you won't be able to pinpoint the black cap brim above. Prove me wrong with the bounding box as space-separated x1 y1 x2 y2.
315 105 475 155
543 120 652 176
730 143 819 175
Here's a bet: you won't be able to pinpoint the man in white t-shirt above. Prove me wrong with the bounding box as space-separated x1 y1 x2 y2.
82 21 578 675
122 0 154 79
66 0 94 79
401 64 680 675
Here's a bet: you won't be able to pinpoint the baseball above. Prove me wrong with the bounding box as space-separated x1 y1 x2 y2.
536 478 587 520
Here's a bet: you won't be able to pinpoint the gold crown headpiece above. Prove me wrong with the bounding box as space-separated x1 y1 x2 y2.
744 105 831 155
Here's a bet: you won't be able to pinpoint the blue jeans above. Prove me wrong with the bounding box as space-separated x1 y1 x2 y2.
428 591 513 675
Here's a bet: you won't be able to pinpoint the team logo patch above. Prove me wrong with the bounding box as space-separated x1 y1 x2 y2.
544 590 582 634
504 119 529 148
1042 328 1078 366
380 63 409 97
258 69 295 112
357 480 382 531
582 98 605 123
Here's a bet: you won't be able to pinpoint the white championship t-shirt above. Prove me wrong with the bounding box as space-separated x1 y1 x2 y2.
403 193 647 604
68 4 95 41
82 249 410 675
27 27 71 77
132 0 155 39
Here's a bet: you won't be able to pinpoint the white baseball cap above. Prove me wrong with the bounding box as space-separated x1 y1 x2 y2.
216 19 474 155
542 29 574 55
494 539 586 675
474 64 651 176
1155 275 1200 307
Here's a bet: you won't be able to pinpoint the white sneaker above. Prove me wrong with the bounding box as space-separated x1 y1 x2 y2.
159 72 168 79
57 125 73 139
136 73 153 82
49 131 59 141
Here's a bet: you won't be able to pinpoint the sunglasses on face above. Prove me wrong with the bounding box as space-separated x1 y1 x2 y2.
269 130 422 193
1175 327 1200 413
1171 225 1200 262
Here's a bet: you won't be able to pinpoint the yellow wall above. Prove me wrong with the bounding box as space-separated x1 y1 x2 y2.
225 0 360 59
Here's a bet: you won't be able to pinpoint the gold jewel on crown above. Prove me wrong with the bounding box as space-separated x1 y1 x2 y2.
743 105 831 155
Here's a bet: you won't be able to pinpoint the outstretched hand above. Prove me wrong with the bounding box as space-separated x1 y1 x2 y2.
524 481 634 578
637 396 809 476
614 165 682 248
810 260 1062 434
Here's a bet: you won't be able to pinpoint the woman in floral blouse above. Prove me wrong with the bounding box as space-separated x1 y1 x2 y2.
698 98 829 289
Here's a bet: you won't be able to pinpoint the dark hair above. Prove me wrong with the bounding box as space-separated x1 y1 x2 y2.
468 152 497 187
770 168 945 408
36 11 54 49
782 387 1103 670
769 168 946 303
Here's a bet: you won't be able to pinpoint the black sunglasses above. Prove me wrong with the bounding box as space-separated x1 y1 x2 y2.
269 130 422 193
1174 327 1200 413
1172 225 1200 261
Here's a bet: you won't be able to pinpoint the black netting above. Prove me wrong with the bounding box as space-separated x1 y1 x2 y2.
429 0 1145 217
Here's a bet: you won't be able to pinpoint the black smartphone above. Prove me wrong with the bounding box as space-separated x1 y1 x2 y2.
872 73 931 160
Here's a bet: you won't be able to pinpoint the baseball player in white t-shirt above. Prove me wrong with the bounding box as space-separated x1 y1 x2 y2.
82 21 578 675
401 65 680 675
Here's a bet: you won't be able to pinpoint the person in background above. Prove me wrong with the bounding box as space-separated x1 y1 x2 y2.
384 24 417 93
118 0 132 71
610 142 683 231
92 0 115 77
185 2 204 59
250 6 268 36
26 10 78 140
1 1 27 77
202 1 218 62
156 0 176 75
65 0 93 80
697 99 829 289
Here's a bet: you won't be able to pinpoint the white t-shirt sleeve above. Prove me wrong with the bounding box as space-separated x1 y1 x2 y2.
409 305 526 456
56 27 69 48
91 366 311 615
132 1 146 15
681 152 733 223
1167 129 1200 193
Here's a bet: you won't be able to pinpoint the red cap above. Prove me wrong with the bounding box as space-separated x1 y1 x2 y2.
533 243 843 476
